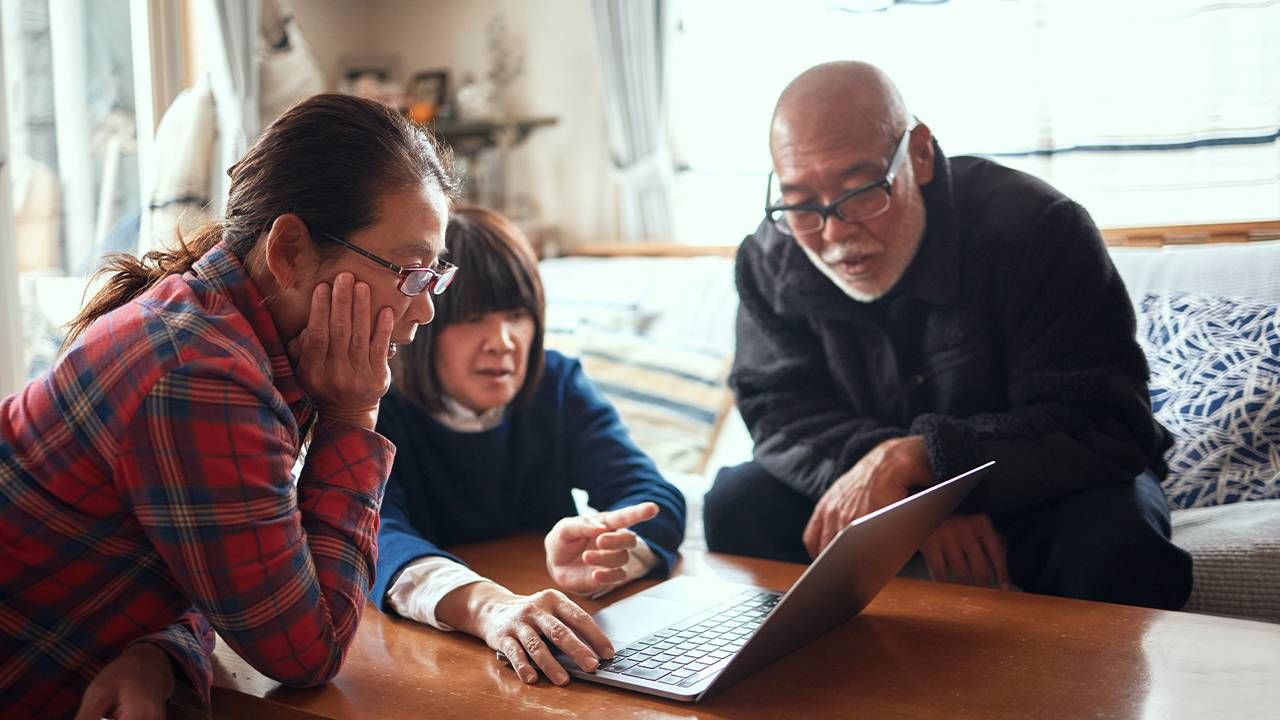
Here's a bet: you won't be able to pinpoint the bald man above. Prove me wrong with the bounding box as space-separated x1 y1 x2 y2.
703 62 1193 610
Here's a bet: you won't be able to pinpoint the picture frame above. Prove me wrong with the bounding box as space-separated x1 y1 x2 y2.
342 65 390 85
336 53 400 97
409 70 449 109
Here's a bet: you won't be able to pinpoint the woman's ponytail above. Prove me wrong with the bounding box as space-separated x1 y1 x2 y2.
63 222 225 346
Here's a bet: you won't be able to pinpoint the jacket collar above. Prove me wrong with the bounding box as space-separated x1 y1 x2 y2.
773 140 962 318
189 242 311 419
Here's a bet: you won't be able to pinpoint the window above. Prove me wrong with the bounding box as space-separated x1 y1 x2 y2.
667 0 1280 243
2 0 149 384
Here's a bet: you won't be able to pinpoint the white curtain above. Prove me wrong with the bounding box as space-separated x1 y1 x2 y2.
258 0 324 125
668 0 1280 239
0 30 24 396
139 0 322 251
962 0 1280 228
593 0 676 242
197 0 261 217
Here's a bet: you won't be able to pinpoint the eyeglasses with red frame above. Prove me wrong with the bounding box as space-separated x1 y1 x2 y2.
321 232 458 297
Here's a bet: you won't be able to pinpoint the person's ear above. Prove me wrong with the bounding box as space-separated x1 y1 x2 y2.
261 214 315 290
910 123 935 186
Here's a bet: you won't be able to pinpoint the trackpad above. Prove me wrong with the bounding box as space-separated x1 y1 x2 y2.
593 596 700 648
592 576 748 648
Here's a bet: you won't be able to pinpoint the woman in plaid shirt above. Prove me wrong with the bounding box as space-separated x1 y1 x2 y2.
0 93 457 718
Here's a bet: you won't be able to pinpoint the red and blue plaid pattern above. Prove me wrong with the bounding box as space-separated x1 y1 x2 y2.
0 243 393 718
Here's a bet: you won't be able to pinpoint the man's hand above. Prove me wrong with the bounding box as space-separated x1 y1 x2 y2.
803 436 933 558
545 502 659 595
920 513 1010 589
75 643 175 720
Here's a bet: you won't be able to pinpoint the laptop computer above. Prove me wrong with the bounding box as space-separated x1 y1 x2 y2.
556 461 994 702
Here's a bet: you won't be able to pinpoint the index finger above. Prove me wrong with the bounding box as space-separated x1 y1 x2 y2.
534 614 599 675
802 511 823 559
554 515 610 542
596 501 659 530
817 516 842 558
974 515 1010 589
919 539 947 583
957 524 993 588
369 306 394 369
555 596 615 659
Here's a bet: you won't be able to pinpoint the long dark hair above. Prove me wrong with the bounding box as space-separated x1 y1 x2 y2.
392 205 546 413
65 92 457 344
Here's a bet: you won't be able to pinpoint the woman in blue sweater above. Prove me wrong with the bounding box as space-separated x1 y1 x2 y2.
372 206 686 687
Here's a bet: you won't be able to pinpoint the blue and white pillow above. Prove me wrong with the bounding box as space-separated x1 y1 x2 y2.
1138 292 1280 509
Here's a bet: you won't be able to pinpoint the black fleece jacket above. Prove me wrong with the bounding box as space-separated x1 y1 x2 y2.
731 144 1169 513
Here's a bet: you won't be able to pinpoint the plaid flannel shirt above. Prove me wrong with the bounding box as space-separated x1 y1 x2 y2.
0 243 394 718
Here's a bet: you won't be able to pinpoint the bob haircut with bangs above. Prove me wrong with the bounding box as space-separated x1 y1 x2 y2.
392 205 546 414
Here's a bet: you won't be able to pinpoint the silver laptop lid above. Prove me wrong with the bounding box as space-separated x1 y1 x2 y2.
698 461 995 700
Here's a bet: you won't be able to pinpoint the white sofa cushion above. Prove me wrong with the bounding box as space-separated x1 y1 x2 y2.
540 255 739 355
1171 499 1280 623
1110 239 1280 307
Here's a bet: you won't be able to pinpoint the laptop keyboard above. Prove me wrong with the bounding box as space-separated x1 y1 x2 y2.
594 589 782 688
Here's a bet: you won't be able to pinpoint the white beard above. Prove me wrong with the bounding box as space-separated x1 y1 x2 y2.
797 241 882 302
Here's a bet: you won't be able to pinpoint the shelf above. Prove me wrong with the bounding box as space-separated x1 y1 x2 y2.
424 116 558 155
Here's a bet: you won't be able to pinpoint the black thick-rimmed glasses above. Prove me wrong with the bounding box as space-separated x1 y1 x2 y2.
322 232 458 297
765 121 918 237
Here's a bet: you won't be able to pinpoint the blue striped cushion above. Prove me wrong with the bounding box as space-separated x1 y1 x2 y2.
1138 292 1280 508
546 328 732 474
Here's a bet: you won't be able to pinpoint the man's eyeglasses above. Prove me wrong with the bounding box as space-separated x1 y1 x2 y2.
322 232 458 297
765 121 918 237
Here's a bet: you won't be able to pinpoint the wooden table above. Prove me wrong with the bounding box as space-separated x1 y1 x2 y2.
183 534 1280 719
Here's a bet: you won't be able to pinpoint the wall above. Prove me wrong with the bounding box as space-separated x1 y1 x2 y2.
288 0 373 90
292 0 617 248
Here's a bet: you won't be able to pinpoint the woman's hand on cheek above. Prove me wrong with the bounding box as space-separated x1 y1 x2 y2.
287 272 395 430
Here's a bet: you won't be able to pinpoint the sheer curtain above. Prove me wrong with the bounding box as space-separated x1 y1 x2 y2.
0 32 23 396
198 0 261 217
138 0 259 250
668 0 1280 242
593 0 676 242
140 0 322 251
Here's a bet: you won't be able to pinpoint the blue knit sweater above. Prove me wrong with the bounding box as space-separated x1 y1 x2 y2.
370 350 687 608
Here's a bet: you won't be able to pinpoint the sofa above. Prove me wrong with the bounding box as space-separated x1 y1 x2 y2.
541 229 1280 624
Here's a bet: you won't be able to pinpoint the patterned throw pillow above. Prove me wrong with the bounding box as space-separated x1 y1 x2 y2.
1138 292 1280 508
546 327 733 475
